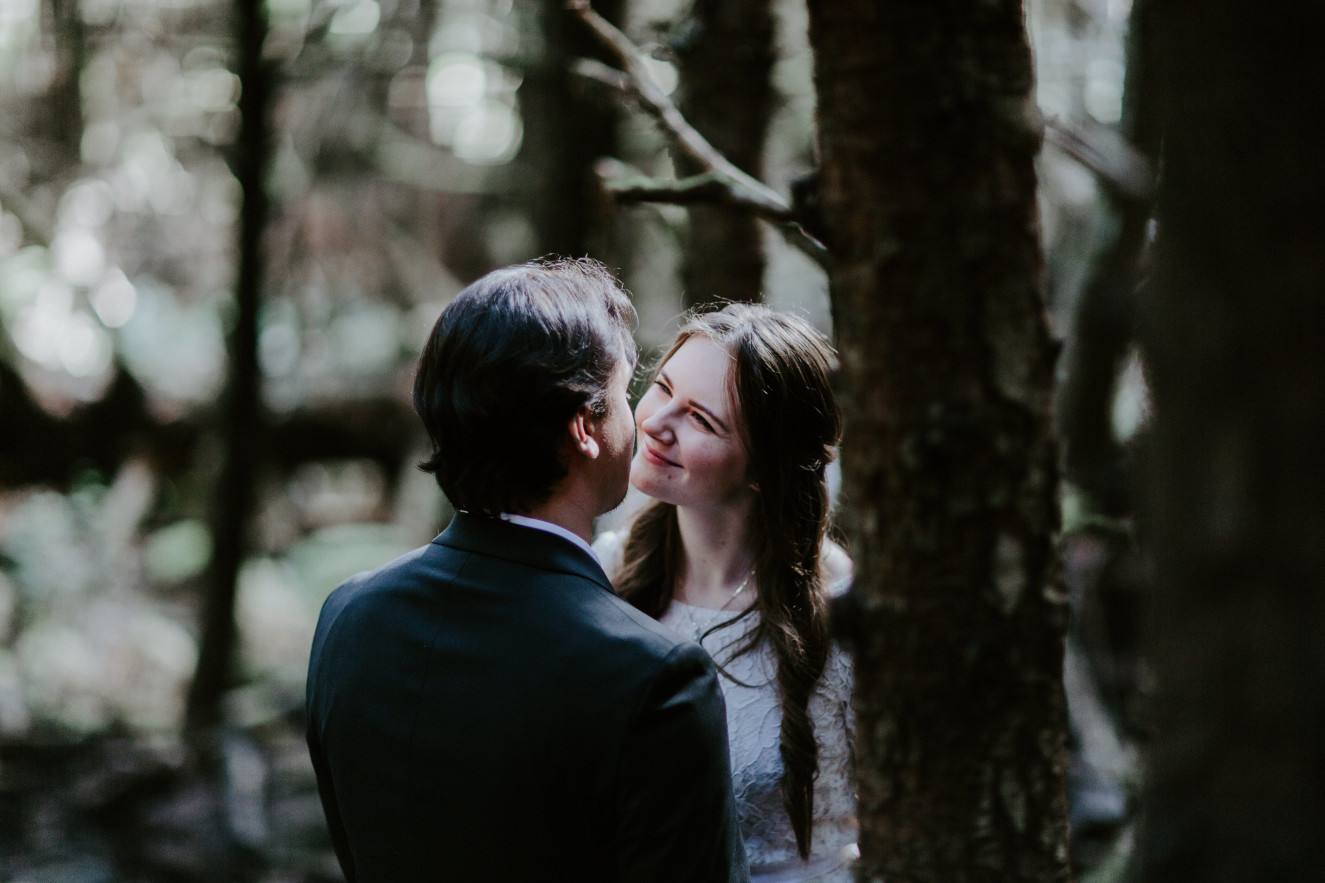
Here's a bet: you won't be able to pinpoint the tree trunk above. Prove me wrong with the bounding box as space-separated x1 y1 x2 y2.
1137 2 1325 879
805 2 1071 880
674 0 775 307
47 0 85 167
519 0 623 259
185 0 271 735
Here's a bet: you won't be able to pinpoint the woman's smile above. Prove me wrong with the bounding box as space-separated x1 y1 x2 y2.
629 336 753 510
641 444 681 468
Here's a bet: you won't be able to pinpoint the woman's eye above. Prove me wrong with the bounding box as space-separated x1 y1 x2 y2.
653 379 671 396
692 412 714 432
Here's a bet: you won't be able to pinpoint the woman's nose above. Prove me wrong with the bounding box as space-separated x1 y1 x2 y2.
638 403 674 441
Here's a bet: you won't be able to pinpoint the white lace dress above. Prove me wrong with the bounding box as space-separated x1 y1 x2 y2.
594 533 858 882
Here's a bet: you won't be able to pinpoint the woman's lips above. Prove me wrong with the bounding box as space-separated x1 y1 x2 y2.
641 445 680 468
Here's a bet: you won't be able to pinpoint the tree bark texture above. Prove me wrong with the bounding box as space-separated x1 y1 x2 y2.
519 0 623 259
674 0 775 306
1138 3 1325 879
185 0 270 735
805 2 1071 880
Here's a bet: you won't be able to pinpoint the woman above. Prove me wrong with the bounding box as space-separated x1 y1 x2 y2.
595 303 856 882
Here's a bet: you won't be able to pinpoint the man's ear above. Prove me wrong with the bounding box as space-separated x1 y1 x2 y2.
568 409 601 459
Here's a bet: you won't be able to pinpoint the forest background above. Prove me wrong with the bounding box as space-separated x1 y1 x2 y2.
2 0 1322 879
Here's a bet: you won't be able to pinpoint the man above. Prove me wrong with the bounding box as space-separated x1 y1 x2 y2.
306 259 749 882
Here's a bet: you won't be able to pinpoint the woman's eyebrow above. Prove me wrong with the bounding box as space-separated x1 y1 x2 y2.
658 369 731 434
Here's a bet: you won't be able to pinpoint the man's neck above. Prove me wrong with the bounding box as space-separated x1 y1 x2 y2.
516 495 596 545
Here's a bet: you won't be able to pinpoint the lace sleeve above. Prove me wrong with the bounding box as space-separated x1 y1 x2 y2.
809 641 857 867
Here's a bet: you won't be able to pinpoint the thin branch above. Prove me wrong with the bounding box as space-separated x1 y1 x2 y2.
571 57 631 94
568 1 783 212
1044 117 1155 203
606 171 737 204
600 169 829 266
772 225 830 272
604 170 790 218
567 0 829 269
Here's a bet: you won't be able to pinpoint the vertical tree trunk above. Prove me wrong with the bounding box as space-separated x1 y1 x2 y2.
805 2 1071 880
185 0 270 735
47 0 85 166
519 0 622 258
1138 2 1325 879
674 0 775 306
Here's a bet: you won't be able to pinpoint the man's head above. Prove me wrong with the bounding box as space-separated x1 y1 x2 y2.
413 258 637 516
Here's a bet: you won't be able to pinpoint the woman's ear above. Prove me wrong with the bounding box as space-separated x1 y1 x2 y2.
568 409 602 459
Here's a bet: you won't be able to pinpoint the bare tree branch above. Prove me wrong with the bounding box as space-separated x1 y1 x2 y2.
570 57 632 94
1044 117 1155 202
567 0 829 269
599 165 794 218
568 1 783 211
606 171 740 203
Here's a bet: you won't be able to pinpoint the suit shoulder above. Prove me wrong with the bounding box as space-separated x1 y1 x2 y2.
314 543 442 629
570 585 706 670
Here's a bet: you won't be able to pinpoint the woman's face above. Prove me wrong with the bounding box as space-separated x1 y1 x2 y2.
630 336 754 511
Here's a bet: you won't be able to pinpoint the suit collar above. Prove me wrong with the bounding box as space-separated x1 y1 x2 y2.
432 511 616 595
499 513 597 561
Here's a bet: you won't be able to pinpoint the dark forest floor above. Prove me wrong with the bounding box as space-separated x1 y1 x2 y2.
1 709 340 883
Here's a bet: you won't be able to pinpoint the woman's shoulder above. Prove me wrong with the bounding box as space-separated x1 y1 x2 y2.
591 529 626 580
820 538 854 598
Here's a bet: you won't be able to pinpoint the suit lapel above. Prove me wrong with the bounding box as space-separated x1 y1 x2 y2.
431 512 616 595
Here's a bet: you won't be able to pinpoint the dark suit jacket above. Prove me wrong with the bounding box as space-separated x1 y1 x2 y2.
306 512 749 882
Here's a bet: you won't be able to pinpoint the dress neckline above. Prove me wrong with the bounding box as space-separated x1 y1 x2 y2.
672 598 732 611
666 599 757 644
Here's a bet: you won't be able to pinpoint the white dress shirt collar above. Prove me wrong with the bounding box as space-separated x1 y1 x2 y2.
499 513 599 564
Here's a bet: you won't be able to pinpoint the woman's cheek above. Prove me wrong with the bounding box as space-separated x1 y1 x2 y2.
633 392 658 429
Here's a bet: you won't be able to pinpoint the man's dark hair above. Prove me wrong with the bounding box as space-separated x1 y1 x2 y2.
413 257 637 515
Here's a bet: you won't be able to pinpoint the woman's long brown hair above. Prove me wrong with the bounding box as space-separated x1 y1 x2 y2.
615 304 842 859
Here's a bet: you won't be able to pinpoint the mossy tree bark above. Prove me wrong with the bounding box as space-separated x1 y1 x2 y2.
805 2 1071 879
674 0 775 306
1138 2 1325 878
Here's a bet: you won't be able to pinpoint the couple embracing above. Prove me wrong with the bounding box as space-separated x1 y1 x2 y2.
306 259 856 882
